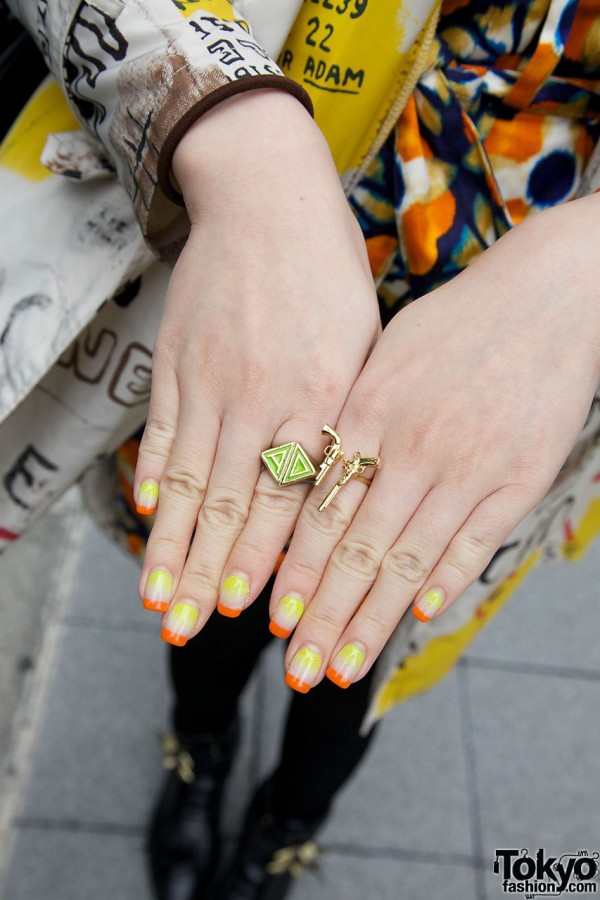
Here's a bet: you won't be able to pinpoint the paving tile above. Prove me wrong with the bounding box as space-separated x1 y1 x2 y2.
16 625 170 828
65 516 148 627
0 490 79 768
297 671 473 858
288 851 479 900
466 540 600 671
1 827 150 900
468 667 600 865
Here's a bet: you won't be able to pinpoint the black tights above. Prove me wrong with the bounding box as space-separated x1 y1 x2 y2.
170 581 379 823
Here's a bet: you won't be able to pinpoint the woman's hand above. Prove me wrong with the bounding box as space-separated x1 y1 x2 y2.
133 91 381 640
271 194 600 693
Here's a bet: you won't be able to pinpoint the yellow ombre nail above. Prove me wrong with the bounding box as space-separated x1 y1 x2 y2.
269 594 305 638
143 568 173 612
137 479 158 515
285 647 322 693
161 602 198 647
413 589 445 623
218 573 250 618
326 644 365 688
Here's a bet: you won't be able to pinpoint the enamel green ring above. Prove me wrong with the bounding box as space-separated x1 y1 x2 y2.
261 440 317 485
261 425 344 487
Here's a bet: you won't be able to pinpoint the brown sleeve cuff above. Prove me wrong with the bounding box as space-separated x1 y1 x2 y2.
157 76 314 207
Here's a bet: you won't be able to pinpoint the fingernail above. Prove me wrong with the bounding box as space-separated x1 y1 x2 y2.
326 643 366 688
413 588 445 623
161 602 198 646
269 594 305 638
142 568 173 612
136 479 158 515
285 646 322 693
218 572 250 618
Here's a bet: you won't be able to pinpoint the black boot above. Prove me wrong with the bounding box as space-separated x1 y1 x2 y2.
211 781 326 900
147 717 240 900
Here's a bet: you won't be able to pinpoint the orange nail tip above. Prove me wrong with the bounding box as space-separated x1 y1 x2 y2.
136 504 156 516
269 620 291 639
160 628 188 647
274 551 287 573
217 602 242 618
285 673 311 693
412 607 431 623
143 598 169 612
325 667 351 689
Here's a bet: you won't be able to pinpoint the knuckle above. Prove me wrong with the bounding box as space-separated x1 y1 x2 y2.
382 547 430 586
161 466 208 504
253 481 302 517
147 530 188 560
179 560 218 597
237 358 270 406
140 417 176 458
233 537 271 565
302 499 351 538
302 359 344 403
346 382 388 431
304 604 342 635
447 530 497 577
200 494 248 531
361 606 396 636
330 538 381 581
284 554 324 585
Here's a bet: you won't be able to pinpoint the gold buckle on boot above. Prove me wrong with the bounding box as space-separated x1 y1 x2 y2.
265 840 321 878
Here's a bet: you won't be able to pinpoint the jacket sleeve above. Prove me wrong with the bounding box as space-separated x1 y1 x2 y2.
6 0 312 259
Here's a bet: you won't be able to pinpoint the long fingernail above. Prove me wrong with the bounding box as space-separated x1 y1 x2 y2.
269 594 305 638
218 572 250 618
285 646 322 693
326 643 365 688
161 602 198 646
136 479 158 516
143 568 173 612
413 588 445 622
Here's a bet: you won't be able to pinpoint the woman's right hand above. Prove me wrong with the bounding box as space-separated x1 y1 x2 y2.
134 90 381 643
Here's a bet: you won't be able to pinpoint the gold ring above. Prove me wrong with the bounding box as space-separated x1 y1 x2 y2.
318 452 380 512
261 427 380 512
261 425 343 486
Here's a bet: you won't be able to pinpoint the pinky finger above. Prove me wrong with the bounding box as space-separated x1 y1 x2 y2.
412 485 536 623
134 356 179 516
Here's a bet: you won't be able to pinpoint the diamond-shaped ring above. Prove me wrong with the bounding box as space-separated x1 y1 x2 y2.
261 441 317 485
261 425 343 487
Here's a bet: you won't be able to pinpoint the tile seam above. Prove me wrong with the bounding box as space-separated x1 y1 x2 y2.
457 661 487 900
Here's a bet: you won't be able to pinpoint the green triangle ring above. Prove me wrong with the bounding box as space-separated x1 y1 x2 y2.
261 441 317 485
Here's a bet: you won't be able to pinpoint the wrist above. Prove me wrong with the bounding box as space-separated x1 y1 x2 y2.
172 89 332 220
536 194 600 375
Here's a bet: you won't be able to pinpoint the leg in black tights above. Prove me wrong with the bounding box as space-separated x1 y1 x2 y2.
169 581 379 823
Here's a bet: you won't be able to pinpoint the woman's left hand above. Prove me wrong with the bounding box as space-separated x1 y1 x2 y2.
271 194 600 692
